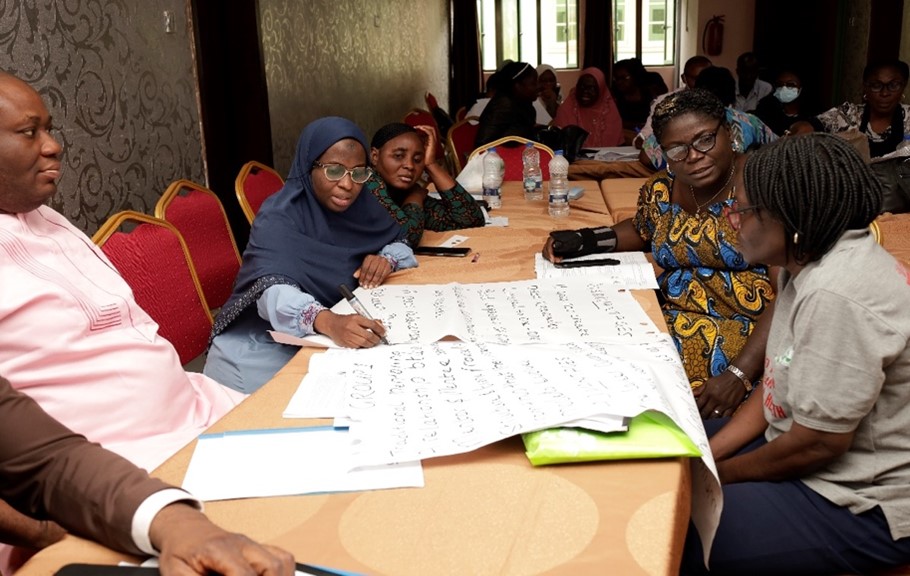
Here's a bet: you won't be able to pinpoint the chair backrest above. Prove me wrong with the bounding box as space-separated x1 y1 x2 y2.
235 161 284 224
455 106 467 121
403 108 446 160
92 211 213 365
446 116 481 174
155 179 242 311
468 136 556 181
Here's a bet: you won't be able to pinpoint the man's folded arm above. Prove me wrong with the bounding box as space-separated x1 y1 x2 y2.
0 376 180 555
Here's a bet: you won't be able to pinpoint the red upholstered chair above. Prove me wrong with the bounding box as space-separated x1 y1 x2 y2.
155 179 242 312
403 108 446 160
446 116 480 174
467 136 555 181
92 211 213 365
235 160 284 224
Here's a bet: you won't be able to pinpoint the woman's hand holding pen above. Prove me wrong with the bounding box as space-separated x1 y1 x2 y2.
354 254 393 289
313 310 386 348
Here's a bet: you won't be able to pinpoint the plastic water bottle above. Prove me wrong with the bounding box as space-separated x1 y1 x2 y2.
482 147 504 209
522 143 543 200
548 149 570 218
898 133 910 154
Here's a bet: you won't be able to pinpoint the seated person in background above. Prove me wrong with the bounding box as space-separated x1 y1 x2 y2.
789 59 910 160
536 64 563 120
0 375 293 576
634 55 712 150
205 117 417 394
365 122 485 247
465 69 503 121
734 51 773 112
753 67 814 136
611 58 668 132
544 89 776 419
682 133 910 575
0 71 244 568
553 67 624 147
474 61 541 146
641 66 777 170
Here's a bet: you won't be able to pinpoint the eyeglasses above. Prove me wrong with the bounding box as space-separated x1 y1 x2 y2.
724 199 760 230
865 80 905 93
312 160 372 184
663 122 723 162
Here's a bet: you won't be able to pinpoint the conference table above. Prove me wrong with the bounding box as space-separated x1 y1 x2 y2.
21 180 692 576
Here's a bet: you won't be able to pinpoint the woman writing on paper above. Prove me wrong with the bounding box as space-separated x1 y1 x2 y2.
365 122 484 247
542 89 776 419
682 133 910 574
205 117 417 394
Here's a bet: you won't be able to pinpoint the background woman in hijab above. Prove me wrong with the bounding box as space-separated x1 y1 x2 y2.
204 117 417 394
474 61 540 147
553 67 624 147
366 122 484 247
536 63 562 120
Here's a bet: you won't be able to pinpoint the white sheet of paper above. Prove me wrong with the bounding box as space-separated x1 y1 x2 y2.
271 279 660 349
534 252 659 289
182 427 424 501
282 355 346 418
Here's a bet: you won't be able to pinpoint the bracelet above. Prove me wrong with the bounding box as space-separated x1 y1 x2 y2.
726 364 753 392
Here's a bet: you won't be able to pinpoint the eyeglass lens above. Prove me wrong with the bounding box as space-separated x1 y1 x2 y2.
319 163 371 183
665 131 717 162
867 80 904 93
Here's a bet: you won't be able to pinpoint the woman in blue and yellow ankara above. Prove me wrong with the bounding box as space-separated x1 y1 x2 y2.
543 89 775 420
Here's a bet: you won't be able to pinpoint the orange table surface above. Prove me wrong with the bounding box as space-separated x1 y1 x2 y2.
21 181 690 576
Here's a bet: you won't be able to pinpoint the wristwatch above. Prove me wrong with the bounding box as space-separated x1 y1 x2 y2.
726 364 753 392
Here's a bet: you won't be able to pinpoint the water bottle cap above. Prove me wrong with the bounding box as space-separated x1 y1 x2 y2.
525 142 533 147
555 150 564 155
488 146 497 152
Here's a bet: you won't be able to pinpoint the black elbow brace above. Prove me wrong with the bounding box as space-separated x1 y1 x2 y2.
550 226 617 257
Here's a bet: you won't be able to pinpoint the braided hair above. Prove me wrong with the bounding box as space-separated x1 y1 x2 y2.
652 88 726 143
743 133 882 265
371 122 418 151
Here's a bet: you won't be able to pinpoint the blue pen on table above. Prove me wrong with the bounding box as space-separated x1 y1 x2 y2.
554 258 621 268
338 284 390 345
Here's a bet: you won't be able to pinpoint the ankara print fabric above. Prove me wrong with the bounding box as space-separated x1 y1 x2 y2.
633 172 775 388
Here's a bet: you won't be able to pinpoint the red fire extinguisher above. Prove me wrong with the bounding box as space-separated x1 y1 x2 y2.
703 15 724 56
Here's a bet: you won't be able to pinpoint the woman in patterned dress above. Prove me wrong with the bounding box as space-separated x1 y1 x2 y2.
365 122 485 247
544 89 776 419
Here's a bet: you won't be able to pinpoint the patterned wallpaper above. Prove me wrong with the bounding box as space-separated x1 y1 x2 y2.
258 0 449 176
0 0 204 234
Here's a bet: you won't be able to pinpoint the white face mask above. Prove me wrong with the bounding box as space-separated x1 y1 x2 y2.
774 86 801 104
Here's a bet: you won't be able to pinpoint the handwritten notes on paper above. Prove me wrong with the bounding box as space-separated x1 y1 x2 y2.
273 279 660 349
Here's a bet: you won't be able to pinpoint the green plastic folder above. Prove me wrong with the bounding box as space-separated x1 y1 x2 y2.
522 410 701 466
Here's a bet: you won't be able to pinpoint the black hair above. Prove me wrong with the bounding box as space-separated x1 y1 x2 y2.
652 88 726 143
498 61 535 96
736 52 759 70
684 55 712 75
695 66 736 107
743 133 882 265
863 58 909 83
371 122 417 150
860 59 909 156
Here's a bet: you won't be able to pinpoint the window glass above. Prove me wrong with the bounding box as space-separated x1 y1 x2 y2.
478 0 577 71
613 0 676 66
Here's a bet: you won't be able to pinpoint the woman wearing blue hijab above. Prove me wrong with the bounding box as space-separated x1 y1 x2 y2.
204 117 417 393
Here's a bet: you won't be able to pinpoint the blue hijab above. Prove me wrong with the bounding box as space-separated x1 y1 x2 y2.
212 117 403 338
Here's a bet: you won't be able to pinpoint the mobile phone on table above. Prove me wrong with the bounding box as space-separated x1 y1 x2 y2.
413 246 472 257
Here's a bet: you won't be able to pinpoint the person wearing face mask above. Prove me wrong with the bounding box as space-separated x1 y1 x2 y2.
754 69 813 136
